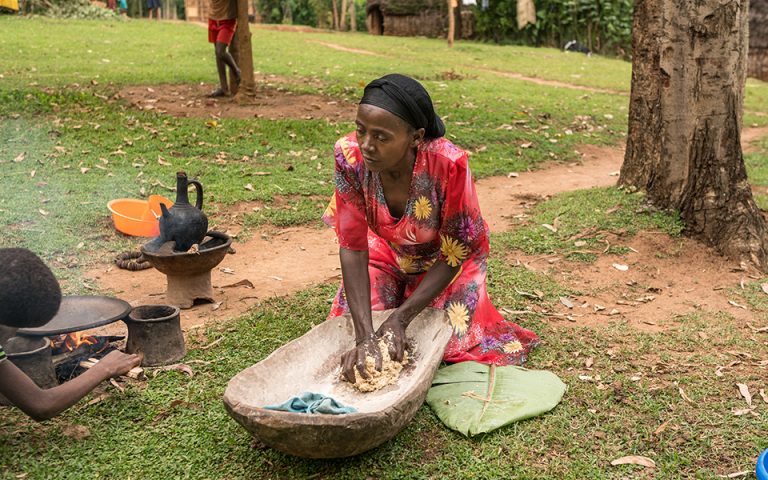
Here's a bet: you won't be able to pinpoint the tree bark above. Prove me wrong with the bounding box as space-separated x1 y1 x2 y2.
331 0 339 30
229 0 255 97
340 0 348 30
349 0 356 31
620 0 768 269
447 0 455 47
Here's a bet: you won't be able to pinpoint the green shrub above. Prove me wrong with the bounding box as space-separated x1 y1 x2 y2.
472 0 633 58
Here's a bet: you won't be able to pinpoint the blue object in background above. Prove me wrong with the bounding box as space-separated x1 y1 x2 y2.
758 448 768 480
263 392 357 414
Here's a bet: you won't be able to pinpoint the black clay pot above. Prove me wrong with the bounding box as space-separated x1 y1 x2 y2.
156 171 208 252
125 305 185 366
5 336 58 389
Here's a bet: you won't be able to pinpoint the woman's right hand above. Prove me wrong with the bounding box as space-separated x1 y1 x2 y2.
340 335 382 384
98 350 142 378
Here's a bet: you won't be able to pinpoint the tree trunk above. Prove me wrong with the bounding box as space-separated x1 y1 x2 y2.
620 0 768 269
229 0 255 97
340 0 348 30
447 0 455 47
331 0 339 30
349 0 356 31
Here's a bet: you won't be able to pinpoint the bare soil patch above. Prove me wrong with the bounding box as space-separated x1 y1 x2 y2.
117 80 356 122
510 231 755 332
478 68 629 96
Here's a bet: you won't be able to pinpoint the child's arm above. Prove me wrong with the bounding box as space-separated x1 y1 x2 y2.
0 350 141 421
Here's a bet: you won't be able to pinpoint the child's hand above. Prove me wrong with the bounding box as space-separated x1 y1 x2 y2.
98 350 142 378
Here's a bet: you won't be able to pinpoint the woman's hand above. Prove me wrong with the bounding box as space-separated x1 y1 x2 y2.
340 335 382 383
376 312 407 362
97 350 142 378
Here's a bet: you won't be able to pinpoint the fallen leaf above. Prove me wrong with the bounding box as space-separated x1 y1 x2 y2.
718 471 751 478
585 357 594 368
507 172 519 178
732 408 755 416
594 304 605 312
13 152 25 163
542 224 557 233
80 167 89 174
609 308 620 316
244 183 254 191
610 455 656 468
152 363 194 377
61 424 91 440
559 297 574 309
38 209 49 216
736 383 752 407
578 375 594 382
759 389 767 404
85 393 110 406
219 267 235 274
612 263 629 271
212 301 223 311
157 156 171 166
728 300 747 310
574 240 587 247
268 275 283 281
761 283 768 295
221 279 254 289
653 420 669 435
678 386 693 403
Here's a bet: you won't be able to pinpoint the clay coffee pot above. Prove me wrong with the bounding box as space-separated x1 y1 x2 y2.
155 171 208 252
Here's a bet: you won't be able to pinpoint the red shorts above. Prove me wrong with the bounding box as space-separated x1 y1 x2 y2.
208 18 237 45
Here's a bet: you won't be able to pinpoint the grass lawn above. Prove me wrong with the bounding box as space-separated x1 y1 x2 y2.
1 16 768 480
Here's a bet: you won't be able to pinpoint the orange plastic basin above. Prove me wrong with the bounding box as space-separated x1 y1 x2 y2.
107 196 173 237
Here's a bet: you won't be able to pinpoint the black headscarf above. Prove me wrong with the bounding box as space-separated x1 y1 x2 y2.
359 74 445 139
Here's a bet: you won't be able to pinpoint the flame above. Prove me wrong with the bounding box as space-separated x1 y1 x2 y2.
52 332 98 353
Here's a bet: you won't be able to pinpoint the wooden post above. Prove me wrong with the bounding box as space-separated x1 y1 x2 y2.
447 0 456 47
229 0 255 97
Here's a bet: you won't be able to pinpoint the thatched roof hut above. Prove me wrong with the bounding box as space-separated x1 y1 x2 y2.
366 0 469 38
749 0 768 81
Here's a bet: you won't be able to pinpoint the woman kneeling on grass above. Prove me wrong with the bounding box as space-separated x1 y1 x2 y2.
323 74 540 383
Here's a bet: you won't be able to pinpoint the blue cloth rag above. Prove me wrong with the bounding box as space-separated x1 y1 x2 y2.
263 392 357 414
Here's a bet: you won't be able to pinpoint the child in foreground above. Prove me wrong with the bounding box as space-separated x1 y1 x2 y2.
0 248 140 421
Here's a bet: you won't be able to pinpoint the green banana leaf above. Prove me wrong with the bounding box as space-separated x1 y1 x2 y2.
426 362 567 437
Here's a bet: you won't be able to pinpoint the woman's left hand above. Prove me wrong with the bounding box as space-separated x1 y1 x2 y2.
376 312 407 362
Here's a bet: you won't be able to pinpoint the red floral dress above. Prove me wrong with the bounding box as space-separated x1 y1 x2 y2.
323 133 539 365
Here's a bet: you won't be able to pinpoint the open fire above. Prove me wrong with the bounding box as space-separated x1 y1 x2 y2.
51 332 99 355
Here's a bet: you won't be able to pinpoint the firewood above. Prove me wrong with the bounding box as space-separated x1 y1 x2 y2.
79 358 146 381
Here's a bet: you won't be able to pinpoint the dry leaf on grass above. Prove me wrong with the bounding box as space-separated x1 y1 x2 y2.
612 263 629 271
244 183 254 191
585 357 594 368
559 297 574 309
61 424 90 440
653 420 669 435
542 223 557 233
736 383 752 407
759 389 768 404
718 471 752 479
610 455 656 468
732 408 757 416
13 152 26 163
761 283 768 295
151 363 194 377
678 386 693 403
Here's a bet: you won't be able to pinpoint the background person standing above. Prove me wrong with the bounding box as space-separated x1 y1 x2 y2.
207 0 241 97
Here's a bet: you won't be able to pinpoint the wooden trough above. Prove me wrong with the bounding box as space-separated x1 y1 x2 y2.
223 308 452 458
